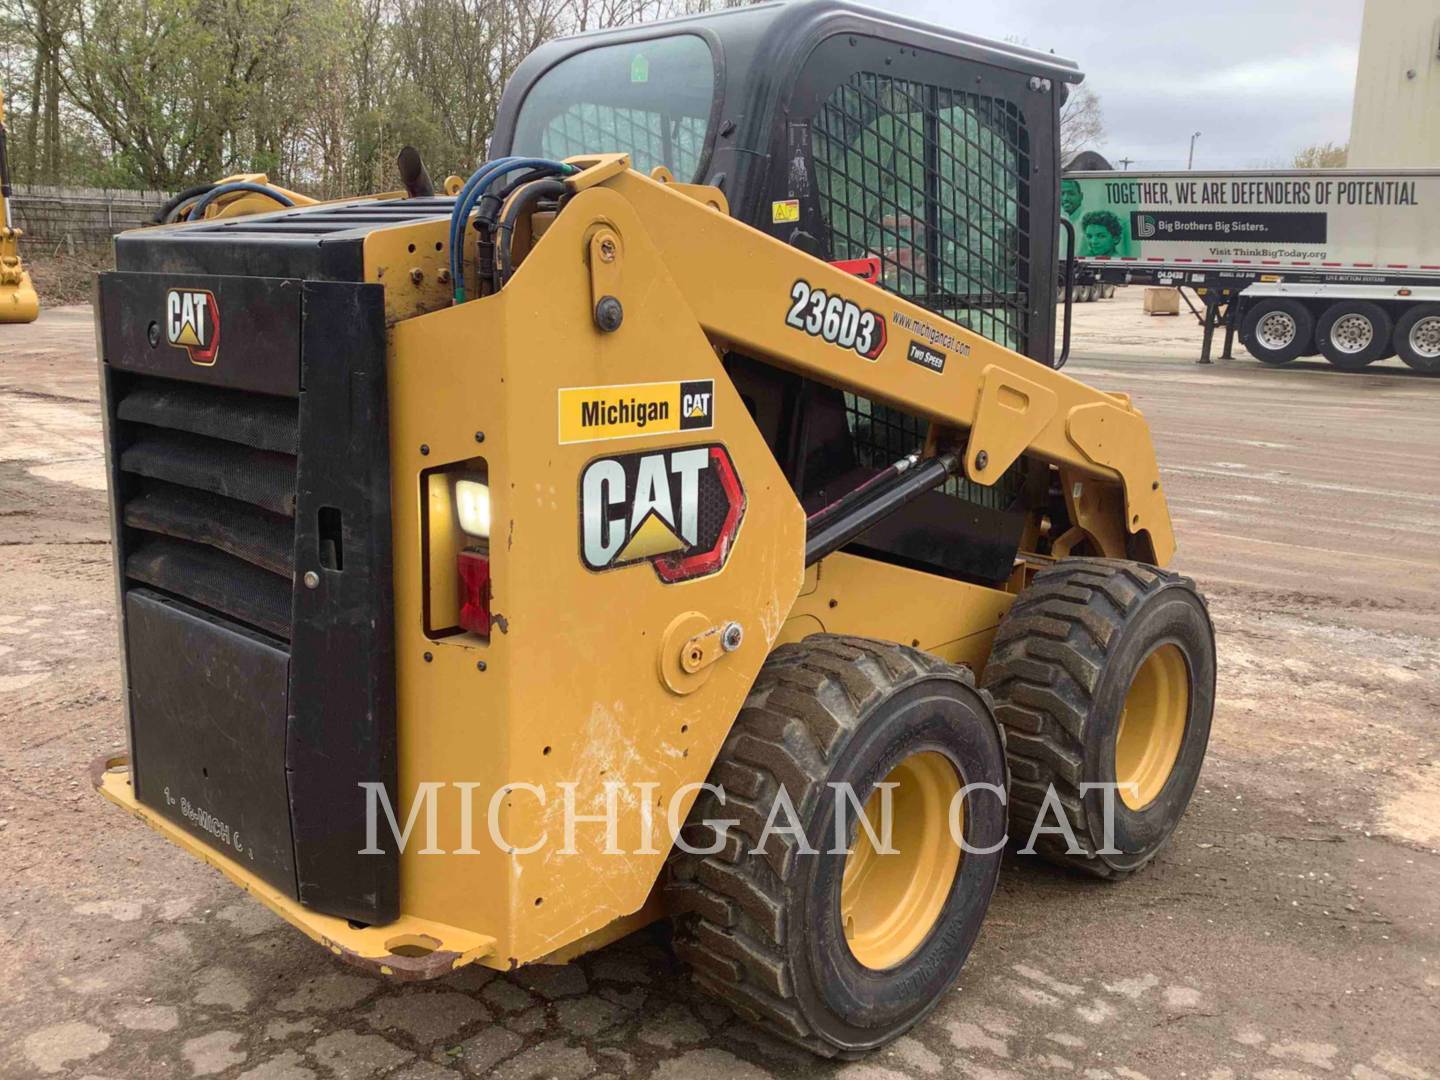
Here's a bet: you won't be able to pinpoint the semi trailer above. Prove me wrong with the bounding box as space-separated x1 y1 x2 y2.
1064 168 1440 373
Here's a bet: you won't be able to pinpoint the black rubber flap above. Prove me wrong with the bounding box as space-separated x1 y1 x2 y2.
127 588 297 896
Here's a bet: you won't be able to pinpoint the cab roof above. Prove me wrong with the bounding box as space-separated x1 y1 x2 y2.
492 0 1083 165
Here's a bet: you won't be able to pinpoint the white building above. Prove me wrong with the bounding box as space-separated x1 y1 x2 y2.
1348 0 1440 167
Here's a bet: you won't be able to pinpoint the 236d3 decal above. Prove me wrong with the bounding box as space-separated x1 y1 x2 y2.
580 444 745 582
785 279 886 359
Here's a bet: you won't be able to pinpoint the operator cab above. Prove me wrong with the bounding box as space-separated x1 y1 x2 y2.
493 0 1082 585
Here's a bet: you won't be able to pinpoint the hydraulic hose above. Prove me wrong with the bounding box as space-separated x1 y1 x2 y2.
184 181 295 222
494 178 569 287
470 165 572 296
155 183 217 225
449 158 574 301
804 453 962 566
448 157 521 296
805 452 921 532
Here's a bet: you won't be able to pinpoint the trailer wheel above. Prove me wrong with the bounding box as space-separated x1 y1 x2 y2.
1240 299 1311 365
668 635 1006 1057
981 559 1216 879
1316 301 1393 370
1393 304 1440 374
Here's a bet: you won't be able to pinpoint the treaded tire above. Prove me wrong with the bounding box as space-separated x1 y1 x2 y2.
667 635 1007 1057
1393 304 1440 374
1316 300 1393 370
1240 299 1312 365
981 559 1216 879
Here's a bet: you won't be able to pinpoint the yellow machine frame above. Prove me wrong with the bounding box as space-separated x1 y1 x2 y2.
100 154 1175 977
0 91 40 324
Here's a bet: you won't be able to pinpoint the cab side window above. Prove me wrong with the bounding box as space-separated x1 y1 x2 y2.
810 71 1030 352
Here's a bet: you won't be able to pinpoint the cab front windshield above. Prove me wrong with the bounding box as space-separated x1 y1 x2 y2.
511 34 716 183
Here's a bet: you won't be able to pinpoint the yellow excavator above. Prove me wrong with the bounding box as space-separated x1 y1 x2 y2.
91 2 1215 1058
0 89 40 323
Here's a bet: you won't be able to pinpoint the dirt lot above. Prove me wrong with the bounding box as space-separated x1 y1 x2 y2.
1 291 1437 1079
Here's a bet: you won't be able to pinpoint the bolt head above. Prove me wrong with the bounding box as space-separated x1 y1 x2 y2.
975 449 989 470
595 296 624 333
303 570 320 590
598 238 617 263
721 622 744 652
409 267 424 284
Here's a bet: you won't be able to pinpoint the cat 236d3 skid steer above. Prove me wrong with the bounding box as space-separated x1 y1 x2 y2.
92 1 1216 1057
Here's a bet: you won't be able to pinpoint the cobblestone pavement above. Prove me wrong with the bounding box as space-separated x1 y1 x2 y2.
1 298 1437 1079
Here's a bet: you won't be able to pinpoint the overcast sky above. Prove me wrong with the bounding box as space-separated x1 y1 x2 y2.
871 0 1363 169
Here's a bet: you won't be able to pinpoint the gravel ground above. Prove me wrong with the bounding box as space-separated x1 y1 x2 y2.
1 291 1437 1079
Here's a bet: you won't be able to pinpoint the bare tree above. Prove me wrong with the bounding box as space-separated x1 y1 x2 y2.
0 0 76 182
1292 141 1347 169
1059 84 1104 164
3 0 762 191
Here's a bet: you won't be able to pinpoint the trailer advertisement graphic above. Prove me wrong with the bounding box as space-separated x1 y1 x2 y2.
1065 173 1439 268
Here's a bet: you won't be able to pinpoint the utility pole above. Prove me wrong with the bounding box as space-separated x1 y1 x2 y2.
1118 157 1134 170
1188 131 1202 169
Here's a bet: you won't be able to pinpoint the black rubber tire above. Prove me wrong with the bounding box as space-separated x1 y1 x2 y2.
1239 299 1313 365
1316 300 1393 370
1393 304 1440 374
668 635 1007 1057
980 559 1216 880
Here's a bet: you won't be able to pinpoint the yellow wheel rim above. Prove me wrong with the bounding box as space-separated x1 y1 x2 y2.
840 751 962 971
1114 643 1190 810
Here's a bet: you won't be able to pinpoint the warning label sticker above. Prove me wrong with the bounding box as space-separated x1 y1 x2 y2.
771 199 801 224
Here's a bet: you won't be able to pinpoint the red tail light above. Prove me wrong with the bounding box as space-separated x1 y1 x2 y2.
457 549 491 637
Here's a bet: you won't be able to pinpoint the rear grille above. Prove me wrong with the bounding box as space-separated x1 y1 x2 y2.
124 482 294 577
116 376 297 640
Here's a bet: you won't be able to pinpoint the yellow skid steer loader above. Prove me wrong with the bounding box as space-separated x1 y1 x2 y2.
92 1 1215 1057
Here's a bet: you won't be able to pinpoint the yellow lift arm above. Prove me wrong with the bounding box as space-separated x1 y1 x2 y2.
565 157 1174 565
